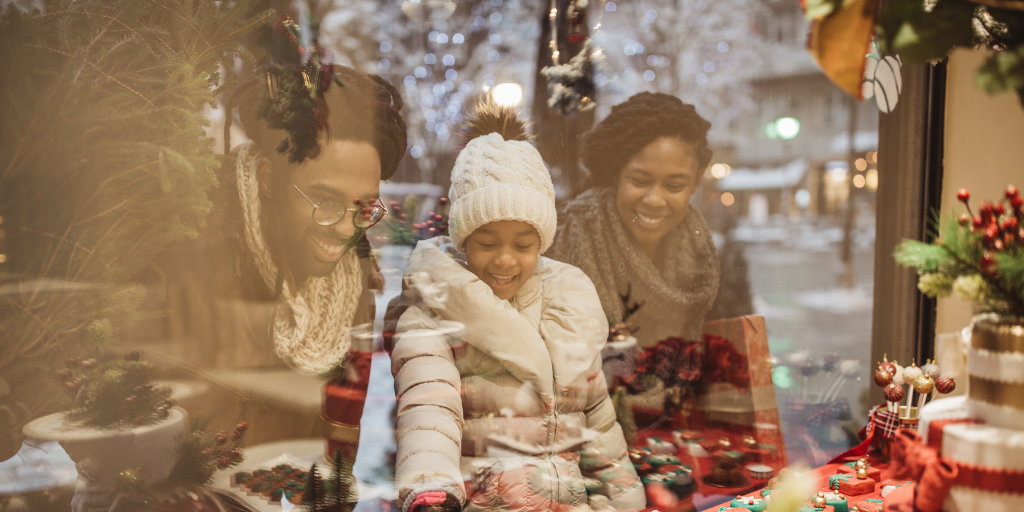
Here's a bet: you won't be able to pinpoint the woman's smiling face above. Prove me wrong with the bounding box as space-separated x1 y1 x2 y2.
615 137 704 258
464 220 541 300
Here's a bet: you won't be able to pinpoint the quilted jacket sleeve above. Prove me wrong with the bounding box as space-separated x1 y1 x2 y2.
391 302 466 511
538 262 646 510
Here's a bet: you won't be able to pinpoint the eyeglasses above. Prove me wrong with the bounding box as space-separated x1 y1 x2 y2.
291 183 388 228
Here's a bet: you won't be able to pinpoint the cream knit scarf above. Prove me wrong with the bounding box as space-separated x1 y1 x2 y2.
549 187 720 342
235 143 362 374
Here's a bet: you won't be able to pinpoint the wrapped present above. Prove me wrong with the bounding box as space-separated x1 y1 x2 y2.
836 462 880 483
850 498 883 512
837 476 875 496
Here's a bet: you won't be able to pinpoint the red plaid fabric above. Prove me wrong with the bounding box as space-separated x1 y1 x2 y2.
871 407 900 440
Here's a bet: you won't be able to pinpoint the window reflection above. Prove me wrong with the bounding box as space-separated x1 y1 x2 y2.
1 0 879 510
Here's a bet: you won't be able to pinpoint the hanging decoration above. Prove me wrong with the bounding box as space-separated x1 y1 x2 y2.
862 43 902 113
804 0 1024 106
541 0 601 115
256 15 343 164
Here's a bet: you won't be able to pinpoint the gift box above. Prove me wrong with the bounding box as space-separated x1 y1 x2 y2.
836 463 881 482
850 499 883 512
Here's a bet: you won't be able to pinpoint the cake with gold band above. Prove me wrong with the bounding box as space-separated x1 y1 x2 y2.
917 315 1024 512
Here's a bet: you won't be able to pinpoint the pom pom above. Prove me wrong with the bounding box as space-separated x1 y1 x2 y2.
884 383 904 402
459 100 529 146
935 376 956 394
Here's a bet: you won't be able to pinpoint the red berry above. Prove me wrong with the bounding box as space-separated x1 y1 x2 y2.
995 203 1006 216
1007 185 1019 199
133 417 144 426
439 198 448 205
958 214 970 226
980 252 996 273
985 224 999 241
1012 195 1023 209
1004 217 1019 231
216 432 228 445
973 216 984 229
124 351 141 361
980 201 994 219
353 198 362 205
957 188 970 202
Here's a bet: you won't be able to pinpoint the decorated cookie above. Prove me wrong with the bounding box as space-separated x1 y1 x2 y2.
647 436 678 454
232 464 308 504
729 495 766 512
879 479 911 498
822 491 849 512
647 453 680 466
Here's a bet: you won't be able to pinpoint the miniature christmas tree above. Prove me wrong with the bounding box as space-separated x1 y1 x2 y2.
301 463 329 511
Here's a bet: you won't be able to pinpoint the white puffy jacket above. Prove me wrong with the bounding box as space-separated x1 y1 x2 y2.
387 237 644 512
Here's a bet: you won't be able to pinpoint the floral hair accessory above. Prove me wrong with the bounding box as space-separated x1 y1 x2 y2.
255 15 342 163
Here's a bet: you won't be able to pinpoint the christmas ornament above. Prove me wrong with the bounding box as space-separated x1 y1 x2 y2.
873 368 892 386
921 361 941 379
935 377 956 394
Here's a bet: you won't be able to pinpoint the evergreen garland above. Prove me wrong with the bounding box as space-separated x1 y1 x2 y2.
895 185 1024 318
0 0 271 447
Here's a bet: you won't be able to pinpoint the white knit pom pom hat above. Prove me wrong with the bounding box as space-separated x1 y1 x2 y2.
448 132 557 252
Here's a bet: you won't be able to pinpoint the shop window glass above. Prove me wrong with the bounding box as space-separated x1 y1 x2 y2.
1 0 880 510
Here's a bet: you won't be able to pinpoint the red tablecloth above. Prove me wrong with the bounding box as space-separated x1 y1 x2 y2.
696 452 903 512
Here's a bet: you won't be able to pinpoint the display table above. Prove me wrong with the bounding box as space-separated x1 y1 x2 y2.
697 453 899 512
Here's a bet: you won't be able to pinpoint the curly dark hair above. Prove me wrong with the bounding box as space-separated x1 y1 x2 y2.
580 92 712 188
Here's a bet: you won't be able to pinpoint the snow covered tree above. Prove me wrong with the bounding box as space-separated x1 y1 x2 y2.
588 0 766 133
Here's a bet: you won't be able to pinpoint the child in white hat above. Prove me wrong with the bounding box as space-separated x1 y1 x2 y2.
386 104 644 512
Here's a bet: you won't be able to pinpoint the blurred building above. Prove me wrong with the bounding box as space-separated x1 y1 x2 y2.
701 0 880 224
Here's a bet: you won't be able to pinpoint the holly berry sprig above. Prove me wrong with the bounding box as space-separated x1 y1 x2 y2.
371 196 450 246
896 184 1024 318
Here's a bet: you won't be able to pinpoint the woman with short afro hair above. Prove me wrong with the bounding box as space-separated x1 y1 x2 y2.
548 92 721 347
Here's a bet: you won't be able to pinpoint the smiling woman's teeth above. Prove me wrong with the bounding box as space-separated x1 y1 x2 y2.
312 235 343 255
635 212 667 224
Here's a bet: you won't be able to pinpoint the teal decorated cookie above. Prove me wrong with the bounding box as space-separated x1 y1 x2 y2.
828 473 853 490
823 491 849 512
647 454 680 466
729 496 766 512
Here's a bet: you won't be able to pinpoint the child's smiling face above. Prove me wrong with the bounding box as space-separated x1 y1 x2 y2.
463 220 540 300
